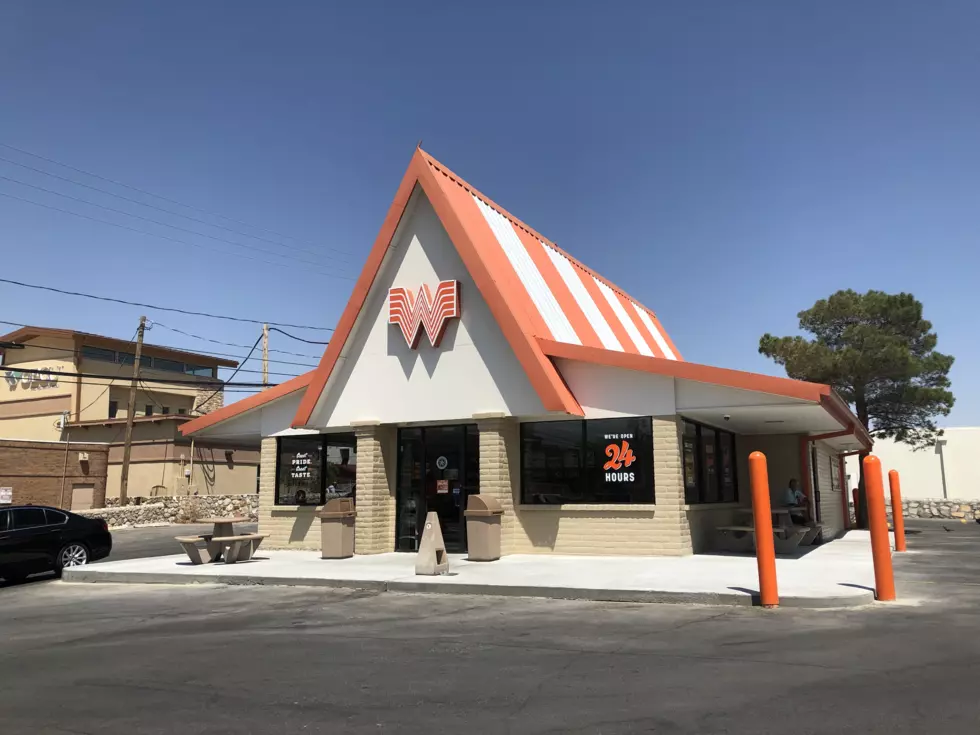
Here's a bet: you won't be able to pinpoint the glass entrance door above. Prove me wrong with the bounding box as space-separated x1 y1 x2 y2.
396 425 479 553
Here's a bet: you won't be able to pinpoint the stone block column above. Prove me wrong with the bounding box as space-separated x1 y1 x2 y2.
353 421 396 554
475 413 520 555
257 436 277 540
651 415 694 555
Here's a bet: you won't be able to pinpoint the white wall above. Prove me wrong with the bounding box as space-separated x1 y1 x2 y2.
812 440 846 537
310 191 546 427
554 359 674 418
191 392 310 443
845 428 980 501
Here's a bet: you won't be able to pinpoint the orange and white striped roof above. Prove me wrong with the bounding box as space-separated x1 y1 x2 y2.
293 148 685 424
424 152 682 362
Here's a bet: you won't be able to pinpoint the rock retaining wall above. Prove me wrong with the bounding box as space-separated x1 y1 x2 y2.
77 494 259 528
850 499 980 522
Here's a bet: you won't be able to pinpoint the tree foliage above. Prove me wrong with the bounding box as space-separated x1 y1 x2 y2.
759 290 954 449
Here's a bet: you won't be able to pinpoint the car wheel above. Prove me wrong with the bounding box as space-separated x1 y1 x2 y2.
56 542 90 573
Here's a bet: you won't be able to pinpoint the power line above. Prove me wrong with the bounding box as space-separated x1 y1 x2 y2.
0 153 358 264
0 141 360 258
194 334 262 408
0 320 320 369
0 189 351 280
0 278 334 331
149 321 321 360
268 326 330 345
6 364 276 388
0 172 358 276
75 328 139 415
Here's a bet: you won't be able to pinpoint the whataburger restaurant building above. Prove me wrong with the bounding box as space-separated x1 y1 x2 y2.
181 148 872 557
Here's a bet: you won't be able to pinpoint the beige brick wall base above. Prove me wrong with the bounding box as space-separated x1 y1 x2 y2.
258 436 322 550
481 415 695 557
352 423 397 554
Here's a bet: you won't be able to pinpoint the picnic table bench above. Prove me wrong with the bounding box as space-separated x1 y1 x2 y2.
175 516 265 565
715 508 823 554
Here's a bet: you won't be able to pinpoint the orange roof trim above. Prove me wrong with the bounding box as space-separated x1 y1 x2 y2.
292 147 696 428
539 338 872 449
180 372 313 437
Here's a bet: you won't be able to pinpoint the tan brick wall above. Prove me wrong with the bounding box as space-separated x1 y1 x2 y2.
0 439 108 509
353 423 396 554
488 415 695 557
476 415 520 554
258 436 321 550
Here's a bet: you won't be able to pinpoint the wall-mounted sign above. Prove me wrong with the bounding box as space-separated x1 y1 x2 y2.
290 451 315 480
602 434 638 482
0 487 11 504
4 368 61 390
388 280 461 348
436 479 449 493
435 455 449 471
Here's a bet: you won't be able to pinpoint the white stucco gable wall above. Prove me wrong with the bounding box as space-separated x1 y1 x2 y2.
554 359 675 418
188 391 310 443
310 189 546 428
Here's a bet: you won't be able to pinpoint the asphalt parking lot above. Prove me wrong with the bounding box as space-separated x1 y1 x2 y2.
1 519 979 734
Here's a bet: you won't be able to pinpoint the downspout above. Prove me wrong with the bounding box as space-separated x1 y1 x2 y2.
840 450 864 529
837 455 849 530
799 435 814 519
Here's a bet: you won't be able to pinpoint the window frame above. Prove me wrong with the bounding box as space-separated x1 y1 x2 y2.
681 418 739 505
81 345 116 363
44 509 68 525
273 433 358 507
520 417 655 505
108 400 118 419
11 507 49 530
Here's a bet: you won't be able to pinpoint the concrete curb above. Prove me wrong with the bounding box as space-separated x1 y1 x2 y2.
64 567 875 608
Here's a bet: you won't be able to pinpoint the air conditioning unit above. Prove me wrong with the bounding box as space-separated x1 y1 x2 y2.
78 451 89 462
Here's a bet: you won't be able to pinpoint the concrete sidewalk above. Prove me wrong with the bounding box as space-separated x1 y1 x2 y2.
64 530 880 608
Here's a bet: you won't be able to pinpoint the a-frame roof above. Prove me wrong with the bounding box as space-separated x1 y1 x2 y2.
181 146 868 450
293 147 683 426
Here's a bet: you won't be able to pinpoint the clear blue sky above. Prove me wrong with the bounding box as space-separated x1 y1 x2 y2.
1 1 977 420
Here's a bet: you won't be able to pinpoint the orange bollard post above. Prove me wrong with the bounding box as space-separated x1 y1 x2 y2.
863 455 896 601
748 451 779 608
888 470 907 552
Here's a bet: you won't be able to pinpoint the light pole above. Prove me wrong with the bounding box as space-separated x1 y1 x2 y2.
934 438 949 500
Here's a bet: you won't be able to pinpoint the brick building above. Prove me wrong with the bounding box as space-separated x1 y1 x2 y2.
180 148 871 556
0 439 108 510
0 327 258 507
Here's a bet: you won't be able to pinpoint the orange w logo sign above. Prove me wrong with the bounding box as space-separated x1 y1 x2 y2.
603 440 636 471
388 280 461 348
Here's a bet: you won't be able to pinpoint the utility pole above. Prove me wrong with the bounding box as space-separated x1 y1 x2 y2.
119 315 146 505
262 323 269 389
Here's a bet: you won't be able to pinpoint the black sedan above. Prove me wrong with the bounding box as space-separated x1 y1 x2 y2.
0 505 112 583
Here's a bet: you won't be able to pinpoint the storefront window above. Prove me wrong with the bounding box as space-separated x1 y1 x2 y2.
682 421 699 504
682 419 739 505
521 417 653 504
324 434 357 500
275 434 357 506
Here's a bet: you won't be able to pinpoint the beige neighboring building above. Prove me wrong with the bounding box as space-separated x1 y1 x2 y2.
0 326 259 505
180 147 871 557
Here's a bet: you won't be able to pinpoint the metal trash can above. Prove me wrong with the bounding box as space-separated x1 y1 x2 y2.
316 497 356 559
463 495 504 561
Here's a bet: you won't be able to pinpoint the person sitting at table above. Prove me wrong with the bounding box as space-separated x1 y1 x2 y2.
783 479 806 507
